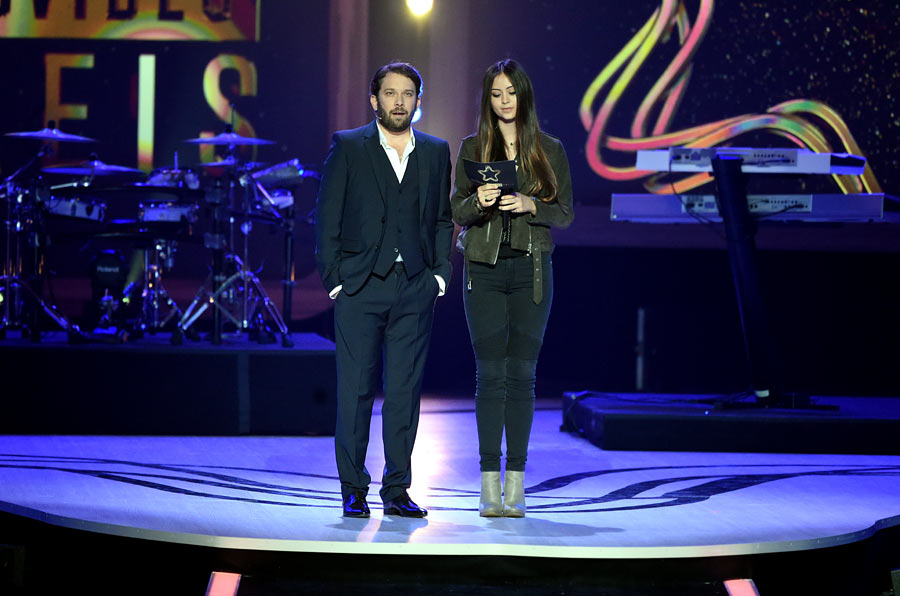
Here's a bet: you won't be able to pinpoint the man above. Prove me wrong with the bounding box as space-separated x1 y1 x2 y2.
315 63 453 518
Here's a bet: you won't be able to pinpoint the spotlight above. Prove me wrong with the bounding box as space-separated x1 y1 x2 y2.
407 0 433 17
412 107 422 123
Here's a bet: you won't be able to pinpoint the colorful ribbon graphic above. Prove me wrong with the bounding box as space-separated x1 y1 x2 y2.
580 0 881 194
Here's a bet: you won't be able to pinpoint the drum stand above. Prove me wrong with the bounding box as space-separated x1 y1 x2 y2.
249 158 321 321
246 174 297 324
135 239 182 334
172 173 292 347
1 177 82 342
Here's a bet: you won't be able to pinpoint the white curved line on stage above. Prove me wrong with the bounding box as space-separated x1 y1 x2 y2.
3 499 899 560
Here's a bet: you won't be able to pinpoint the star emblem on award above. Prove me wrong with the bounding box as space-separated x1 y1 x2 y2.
477 165 501 183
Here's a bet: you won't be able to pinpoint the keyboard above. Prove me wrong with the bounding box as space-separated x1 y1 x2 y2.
610 193 885 223
636 147 867 176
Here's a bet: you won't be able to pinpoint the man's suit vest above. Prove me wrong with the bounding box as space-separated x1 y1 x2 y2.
372 148 425 278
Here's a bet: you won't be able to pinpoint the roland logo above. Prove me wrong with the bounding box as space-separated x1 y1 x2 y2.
96 266 121 273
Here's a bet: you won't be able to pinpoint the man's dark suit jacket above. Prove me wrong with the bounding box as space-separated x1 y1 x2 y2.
315 120 453 295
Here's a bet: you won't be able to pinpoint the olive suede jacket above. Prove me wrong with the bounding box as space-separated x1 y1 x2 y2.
450 132 574 266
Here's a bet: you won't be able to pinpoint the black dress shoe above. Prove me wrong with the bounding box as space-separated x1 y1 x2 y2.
382 491 427 518
342 492 370 518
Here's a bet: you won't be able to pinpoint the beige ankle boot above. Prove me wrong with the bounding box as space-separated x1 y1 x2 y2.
502 470 526 517
479 471 503 517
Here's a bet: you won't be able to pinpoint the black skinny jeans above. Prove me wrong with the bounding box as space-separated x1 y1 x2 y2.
463 252 553 472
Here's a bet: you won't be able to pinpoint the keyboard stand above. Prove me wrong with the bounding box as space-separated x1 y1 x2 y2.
710 156 838 411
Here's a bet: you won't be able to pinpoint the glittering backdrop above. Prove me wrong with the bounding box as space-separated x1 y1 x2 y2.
500 0 899 201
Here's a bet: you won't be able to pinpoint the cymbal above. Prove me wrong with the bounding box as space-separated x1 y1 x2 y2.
184 131 274 146
5 126 97 143
43 159 144 176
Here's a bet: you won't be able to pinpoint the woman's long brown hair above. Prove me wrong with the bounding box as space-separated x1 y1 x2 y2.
476 59 557 202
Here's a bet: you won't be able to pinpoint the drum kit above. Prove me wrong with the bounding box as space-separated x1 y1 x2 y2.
0 122 318 347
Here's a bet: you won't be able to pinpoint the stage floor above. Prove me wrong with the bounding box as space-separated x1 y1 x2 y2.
1 398 899 561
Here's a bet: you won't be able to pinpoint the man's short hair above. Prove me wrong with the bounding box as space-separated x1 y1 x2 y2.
370 62 423 97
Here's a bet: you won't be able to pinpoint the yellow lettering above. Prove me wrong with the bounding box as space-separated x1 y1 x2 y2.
138 54 156 172
44 53 94 127
200 54 258 162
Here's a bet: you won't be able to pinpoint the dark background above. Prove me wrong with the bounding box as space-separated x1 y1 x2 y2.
1 0 898 398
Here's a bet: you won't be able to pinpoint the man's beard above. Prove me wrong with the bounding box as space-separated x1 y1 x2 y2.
376 100 413 133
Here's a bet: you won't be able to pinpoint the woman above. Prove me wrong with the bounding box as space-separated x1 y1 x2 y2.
451 59 574 517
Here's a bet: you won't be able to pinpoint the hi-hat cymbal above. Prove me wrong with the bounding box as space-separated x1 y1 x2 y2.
5 126 97 143
43 159 144 176
184 131 274 146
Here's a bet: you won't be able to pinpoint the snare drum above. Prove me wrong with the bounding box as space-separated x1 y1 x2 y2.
47 196 106 221
138 202 198 223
